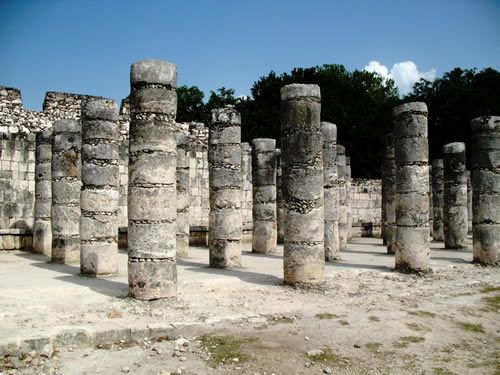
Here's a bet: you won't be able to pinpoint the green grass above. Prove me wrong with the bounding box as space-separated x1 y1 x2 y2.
315 312 340 320
405 322 426 332
482 294 500 312
365 342 382 353
199 335 257 368
456 321 485 333
480 286 500 293
339 320 350 326
368 316 381 322
408 310 436 318
393 336 426 348
267 316 295 325
307 347 348 366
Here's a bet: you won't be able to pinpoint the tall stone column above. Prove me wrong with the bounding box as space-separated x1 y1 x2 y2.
281 84 324 284
241 142 253 234
51 119 81 264
80 99 120 276
443 142 468 249
276 148 285 244
321 122 340 260
252 138 277 253
393 102 430 272
471 116 500 264
337 145 348 250
33 130 52 256
383 134 397 253
346 156 353 240
466 171 472 234
431 159 444 241
176 132 190 258
208 108 242 268
429 165 433 236
128 60 178 300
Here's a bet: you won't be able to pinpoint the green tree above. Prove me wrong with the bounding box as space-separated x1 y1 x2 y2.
176 85 205 123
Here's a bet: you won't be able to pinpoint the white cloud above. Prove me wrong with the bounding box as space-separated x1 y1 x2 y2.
364 60 436 96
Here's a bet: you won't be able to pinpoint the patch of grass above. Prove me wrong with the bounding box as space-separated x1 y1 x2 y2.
307 347 349 366
408 310 436 318
433 367 455 375
315 312 340 320
440 341 472 354
253 324 268 330
199 335 257 368
482 294 500 312
368 316 380 322
392 336 425 348
480 286 500 293
405 322 426 332
456 321 485 333
267 316 295 325
339 320 350 326
365 342 382 353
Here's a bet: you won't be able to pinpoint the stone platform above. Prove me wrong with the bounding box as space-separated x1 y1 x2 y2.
0 237 476 356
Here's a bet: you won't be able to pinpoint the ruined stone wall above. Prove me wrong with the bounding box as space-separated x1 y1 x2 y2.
350 179 382 237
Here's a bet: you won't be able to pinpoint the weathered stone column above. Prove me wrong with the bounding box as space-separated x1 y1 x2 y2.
176 132 190 258
467 171 472 234
241 142 253 234
431 159 444 241
33 130 52 256
337 145 348 250
252 138 277 253
276 148 285 244
281 84 324 284
346 156 353 240
208 108 242 268
80 99 120 276
393 102 430 272
383 134 397 253
128 60 177 300
321 122 340 260
471 116 500 264
443 142 468 249
429 164 433 236
51 119 81 264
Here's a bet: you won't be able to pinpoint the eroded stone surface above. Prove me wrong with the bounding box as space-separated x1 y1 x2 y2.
432 159 444 241
382 133 396 253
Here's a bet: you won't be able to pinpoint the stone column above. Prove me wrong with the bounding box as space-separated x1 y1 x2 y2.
281 84 324 284
381 141 388 245
471 116 500 264
321 122 340 260
431 159 444 241
337 145 348 250
128 59 178 300
346 156 353 240
393 102 430 272
276 148 285 244
33 130 52 256
443 142 468 249
80 99 120 276
467 171 472 234
252 138 277 253
383 133 397 253
208 108 242 268
176 132 190 258
429 165 433 236
241 142 253 234
51 119 81 264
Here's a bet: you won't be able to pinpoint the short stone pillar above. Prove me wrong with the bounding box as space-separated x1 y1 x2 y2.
383 134 397 253
208 108 242 268
336 145 348 250
276 148 284 244
431 159 444 241
33 130 52 256
51 119 82 264
281 84 324 284
471 116 500 264
128 59 178 300
80 98 120 276
321 122 340 260
346 156 353 241
176 132 190 258
443 142 468 249
467 171 473 234
393 102 430 272
252 138 277 253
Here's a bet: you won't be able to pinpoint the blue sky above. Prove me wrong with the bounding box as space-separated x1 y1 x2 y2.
0 0 499 110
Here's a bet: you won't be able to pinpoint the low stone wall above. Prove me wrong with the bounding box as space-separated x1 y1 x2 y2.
350 179 382 237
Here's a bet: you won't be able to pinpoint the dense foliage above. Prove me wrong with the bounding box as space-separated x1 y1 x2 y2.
176 66 500 177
